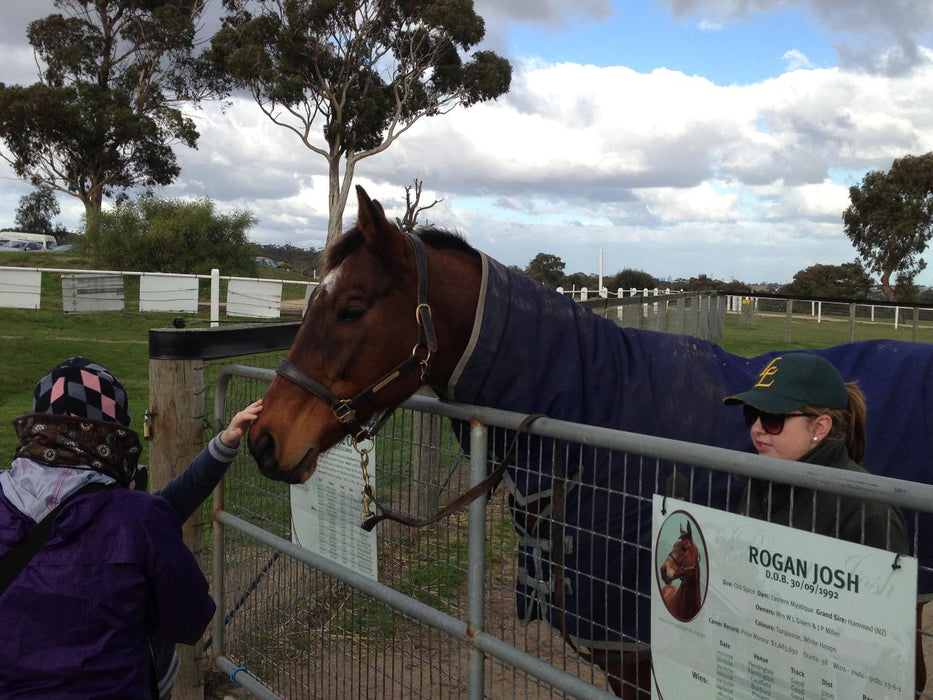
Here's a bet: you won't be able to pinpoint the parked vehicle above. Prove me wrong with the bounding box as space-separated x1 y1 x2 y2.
0 232 58 250
0 240 45 252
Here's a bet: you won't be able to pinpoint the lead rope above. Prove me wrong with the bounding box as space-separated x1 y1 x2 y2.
355 436 376 523
358 413 546 532
354 286 435 524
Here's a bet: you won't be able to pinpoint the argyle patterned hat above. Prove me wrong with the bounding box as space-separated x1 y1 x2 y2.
32 357 131 426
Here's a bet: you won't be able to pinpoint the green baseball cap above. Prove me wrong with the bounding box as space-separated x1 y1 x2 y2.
723 353 848 413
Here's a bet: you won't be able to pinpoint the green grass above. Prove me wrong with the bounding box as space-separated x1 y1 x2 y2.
2 258 930 465
0 253 311 461
721 310 933 356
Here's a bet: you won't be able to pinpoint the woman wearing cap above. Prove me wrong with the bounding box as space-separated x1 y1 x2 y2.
724 352 908 553
0 357 261 699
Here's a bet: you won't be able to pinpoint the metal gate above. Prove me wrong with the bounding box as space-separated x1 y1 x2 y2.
205 364 933 699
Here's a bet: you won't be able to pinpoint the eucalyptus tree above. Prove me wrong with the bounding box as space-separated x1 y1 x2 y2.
209 0 511 243
843 153 933 301
14 186 61 238
0 1 212 261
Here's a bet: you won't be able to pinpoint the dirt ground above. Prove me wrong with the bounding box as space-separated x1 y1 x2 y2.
202 599 933 699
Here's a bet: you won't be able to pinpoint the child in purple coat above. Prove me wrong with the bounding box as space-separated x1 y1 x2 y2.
0 357 261 699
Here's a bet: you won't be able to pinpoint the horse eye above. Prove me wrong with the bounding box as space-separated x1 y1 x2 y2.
338 306 365 323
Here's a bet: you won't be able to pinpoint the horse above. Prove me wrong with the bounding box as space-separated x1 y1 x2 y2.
248 186 933 698
658 522 703 623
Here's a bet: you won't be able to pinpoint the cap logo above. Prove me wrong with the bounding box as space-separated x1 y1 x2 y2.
755 357 782 388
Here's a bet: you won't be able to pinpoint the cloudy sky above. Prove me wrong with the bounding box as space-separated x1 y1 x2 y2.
3 1 933 285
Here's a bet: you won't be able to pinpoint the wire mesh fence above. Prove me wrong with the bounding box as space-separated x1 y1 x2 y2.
202 363 933 699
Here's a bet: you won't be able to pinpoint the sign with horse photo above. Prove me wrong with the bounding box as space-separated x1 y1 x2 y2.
651 496 916 699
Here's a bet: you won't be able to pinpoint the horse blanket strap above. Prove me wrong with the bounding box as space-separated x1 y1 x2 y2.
0 482 112 597
360 413 546 531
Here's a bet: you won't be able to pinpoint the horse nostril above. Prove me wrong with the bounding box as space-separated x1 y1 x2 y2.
248 429 275 471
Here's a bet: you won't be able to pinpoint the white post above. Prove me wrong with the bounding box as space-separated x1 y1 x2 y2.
598 249 604 294
210 268 220 328
817 301 822 324
894 307 899 330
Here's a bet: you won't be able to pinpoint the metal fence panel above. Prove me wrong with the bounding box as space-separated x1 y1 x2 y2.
206 365 933 699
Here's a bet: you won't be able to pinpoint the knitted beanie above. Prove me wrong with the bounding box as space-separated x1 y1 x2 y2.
32 357 131 427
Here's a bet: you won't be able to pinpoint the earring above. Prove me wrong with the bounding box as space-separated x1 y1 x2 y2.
812 436 819 442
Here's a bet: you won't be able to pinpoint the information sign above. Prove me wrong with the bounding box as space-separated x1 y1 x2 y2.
651 496 916 699
290 437 379 581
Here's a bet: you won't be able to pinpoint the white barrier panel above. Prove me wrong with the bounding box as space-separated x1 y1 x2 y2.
0 268 42 309
226 278 282 318
62 274 125 313
139 274 199 313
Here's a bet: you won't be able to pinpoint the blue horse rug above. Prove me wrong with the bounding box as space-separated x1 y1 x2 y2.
443 253 933 649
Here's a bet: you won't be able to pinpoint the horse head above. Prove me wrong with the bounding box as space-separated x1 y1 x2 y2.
248 185 481 483
660 521 700 584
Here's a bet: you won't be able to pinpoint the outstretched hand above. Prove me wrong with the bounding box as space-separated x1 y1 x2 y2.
219 399 263 449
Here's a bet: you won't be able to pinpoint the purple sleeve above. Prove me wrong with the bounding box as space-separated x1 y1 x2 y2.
139 496 216 644
156 435 237 523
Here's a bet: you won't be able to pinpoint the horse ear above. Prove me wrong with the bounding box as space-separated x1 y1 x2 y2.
356 185 397 241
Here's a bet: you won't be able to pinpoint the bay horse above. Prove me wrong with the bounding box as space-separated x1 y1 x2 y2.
658 522 703 622
248 186 933 698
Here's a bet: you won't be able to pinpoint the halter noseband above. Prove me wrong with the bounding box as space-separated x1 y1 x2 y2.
275 231 438 444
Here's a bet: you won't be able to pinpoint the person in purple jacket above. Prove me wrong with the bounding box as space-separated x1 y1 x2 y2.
0 357 262 699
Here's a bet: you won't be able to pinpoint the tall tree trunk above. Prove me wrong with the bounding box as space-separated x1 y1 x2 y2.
325 154 358 246
880 270 896 302
82 198 104 266
326 156 343 244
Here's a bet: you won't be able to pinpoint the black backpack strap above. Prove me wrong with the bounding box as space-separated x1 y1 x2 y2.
0 482 111 596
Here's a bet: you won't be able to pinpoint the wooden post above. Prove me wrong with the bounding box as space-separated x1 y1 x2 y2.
848 303 857 342
784 299 794 344
412 386 443 517
674 297 686 335
148 357 207 700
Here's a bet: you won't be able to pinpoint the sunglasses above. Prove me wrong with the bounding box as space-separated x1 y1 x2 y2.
742 405 808 435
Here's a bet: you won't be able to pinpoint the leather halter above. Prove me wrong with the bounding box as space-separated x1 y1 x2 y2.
273 230 543 532
663 537 698 580
275 231 438 443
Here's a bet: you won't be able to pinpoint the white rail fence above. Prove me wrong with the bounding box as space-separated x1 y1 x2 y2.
0 266 316 322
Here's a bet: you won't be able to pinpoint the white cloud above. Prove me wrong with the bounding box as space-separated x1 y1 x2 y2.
663 0 933 74
782 49 815 70
4 2 933 283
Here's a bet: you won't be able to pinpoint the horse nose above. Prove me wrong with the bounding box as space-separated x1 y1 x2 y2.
248 428 277 476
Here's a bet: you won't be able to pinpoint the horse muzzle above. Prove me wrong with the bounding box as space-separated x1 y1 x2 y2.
659 562 680 585
248 428 317 484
